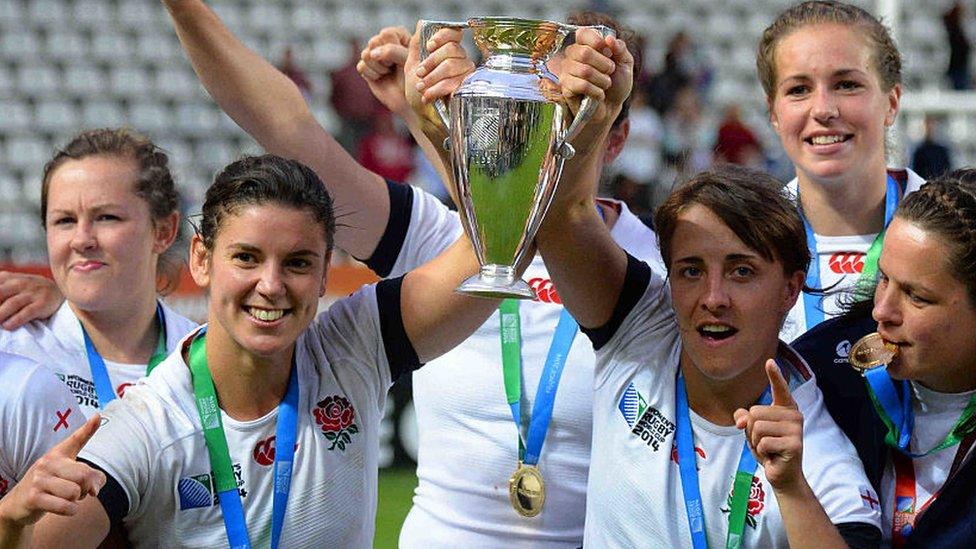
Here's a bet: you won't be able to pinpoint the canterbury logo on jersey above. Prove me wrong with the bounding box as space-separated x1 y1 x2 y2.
828 252 865 274
528 278 562 304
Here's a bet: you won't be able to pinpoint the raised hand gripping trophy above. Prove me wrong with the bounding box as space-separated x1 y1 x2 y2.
420 17 613 299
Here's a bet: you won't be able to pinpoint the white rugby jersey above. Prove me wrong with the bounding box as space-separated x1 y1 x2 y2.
381 185 664 547
780 168 925 342
583 258 881 547
78 281 412 548
0 301 198 417
0 352 81 497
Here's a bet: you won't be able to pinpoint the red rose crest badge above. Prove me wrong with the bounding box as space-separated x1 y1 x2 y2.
314 395 359 451
721 475 766 529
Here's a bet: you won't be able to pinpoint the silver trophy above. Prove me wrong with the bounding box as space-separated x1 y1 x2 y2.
420 17 612 299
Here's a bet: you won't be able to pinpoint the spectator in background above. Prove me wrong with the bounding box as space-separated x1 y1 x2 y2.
713 103 764 168
660 85 714 196
646 31 713 114
278 45 313 102
911 115 953 179
609 92 661 223
943 1 972 90
357 111 414 183
330 38 384 153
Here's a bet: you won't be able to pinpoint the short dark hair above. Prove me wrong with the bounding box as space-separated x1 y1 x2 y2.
199 154 336 254
654 164 810 277
896 168 976 307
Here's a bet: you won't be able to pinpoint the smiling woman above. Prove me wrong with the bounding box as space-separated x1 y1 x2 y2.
0 154 493 548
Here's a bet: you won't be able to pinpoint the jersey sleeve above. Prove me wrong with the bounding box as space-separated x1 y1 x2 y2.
797 381 883 531
304 278 420 401
363 182 463 279
1 357 79 481
77 395 160 518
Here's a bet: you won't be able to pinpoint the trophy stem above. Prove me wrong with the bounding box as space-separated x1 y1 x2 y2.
456 265 536 300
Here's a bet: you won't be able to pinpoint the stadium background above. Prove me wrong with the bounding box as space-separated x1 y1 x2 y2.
1 0 974 546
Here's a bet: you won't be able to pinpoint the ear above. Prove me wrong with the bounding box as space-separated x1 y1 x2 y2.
188 234 212 289
768 99 780 131
319 250 332 298
152 211 180 255
884 83 902 127
782 269 805 312
602 118 630 165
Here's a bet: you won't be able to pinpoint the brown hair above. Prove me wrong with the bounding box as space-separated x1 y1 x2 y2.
654 164 810 277
567 10 642 127
199 154 335 254
756 1 902 101
896 169 976 307
41 128 183 294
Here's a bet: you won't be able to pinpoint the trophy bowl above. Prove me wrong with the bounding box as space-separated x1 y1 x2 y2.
421 17 612 299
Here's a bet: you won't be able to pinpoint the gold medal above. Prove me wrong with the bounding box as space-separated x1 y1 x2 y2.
508 462 545 517
849 332 898 373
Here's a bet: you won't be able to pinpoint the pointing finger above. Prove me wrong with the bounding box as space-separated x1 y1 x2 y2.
54 413 101 459
766 360 796 409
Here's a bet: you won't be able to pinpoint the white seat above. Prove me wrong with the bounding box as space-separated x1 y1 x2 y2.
138 32 180 65
194 139 238 172
175 103 220 136
90 31 130 62
155 66 200 100
118 1 159 30
110 66 152 98
247 3 285 33
16 65 61 97
128 102 172 134
72 0 114 28
35 100 79 132
0 170 22 203
0 99 31 132
82 100 126 128
2 29 40 61
291 3 327 34
63 64 106 97
0 0 22 26
5 136 50 172
46 30 88 61
27 0 67 26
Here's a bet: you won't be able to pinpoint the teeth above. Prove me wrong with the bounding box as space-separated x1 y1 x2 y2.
250 308 284 321
701 325 731 333
810 135 845 145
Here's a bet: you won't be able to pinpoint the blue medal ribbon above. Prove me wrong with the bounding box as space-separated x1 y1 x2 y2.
82 303 167 407
676 369 773 549
800 174 899 330
189 326 299 549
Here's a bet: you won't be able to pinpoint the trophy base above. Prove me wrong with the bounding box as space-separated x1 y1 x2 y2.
456 273 536 300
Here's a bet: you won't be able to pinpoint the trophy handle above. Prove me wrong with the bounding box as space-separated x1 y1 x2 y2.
418 19 469 137
555 24 616 159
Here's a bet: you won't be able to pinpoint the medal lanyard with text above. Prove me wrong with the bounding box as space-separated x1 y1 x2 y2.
82 303 168 407
890 431 976 547
676 369 772 549
499 299 578 466
188 327 299 549
799 174 899 329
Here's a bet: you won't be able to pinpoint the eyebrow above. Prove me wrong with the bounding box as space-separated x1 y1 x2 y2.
674 253 760 264
227 243 322 258
781 68 867 82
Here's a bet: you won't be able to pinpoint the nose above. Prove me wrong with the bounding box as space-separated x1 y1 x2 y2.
69 219 97 252
811 87 839 124
872 281 901 326
700 273 731 312
256 262 286 300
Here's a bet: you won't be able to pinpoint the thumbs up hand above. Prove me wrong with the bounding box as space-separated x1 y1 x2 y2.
733 360 805 491
0 413 106 528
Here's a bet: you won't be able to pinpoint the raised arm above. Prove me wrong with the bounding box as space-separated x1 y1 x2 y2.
160 0 387 259
534 30 634 329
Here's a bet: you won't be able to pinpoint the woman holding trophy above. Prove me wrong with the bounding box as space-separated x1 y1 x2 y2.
419 25 881 547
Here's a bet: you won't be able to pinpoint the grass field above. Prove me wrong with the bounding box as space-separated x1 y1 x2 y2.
374 467 419 548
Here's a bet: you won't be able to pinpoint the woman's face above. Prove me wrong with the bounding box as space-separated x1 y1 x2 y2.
45 155 173 313
874 218 976 392
669 204 803 383
769 23 900 187
190 202 330 360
